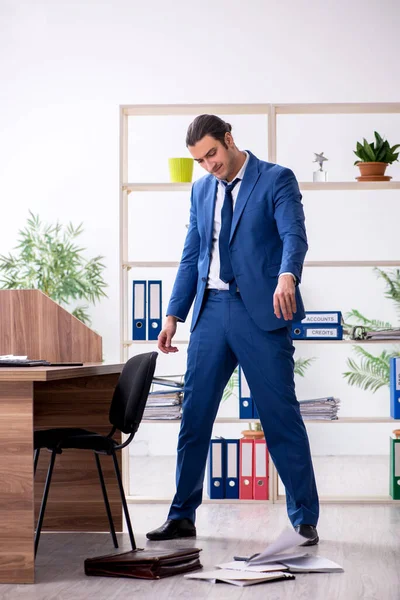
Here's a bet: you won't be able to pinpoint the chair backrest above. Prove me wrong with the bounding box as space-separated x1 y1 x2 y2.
109 352 158 434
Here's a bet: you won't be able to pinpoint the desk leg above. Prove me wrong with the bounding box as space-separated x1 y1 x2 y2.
0 382 34 583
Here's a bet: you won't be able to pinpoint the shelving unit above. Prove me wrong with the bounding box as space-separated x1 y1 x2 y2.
120 102 400 505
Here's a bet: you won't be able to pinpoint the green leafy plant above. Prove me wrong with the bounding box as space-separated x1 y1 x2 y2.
353 131 400 165
343 346 399 393
0 211 107 325
343 268 400 392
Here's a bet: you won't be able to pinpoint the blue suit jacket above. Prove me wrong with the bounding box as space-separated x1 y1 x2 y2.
167 151 308 332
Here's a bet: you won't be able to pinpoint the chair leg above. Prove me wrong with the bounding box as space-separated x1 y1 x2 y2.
35 449 57 556
94 453 118 548
111 450 136 551
34 449 40 475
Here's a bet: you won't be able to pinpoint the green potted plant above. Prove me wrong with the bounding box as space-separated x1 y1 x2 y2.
354 131 399 181
0 211 107 326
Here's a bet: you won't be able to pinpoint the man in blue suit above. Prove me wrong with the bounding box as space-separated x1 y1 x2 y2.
147 115 319 545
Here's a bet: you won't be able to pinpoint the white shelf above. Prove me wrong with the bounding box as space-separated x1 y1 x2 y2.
275 496 399 504
304 261 400 267
123 181 400 193
295 339 400 344
121 103 271 116
126 495 399 505
124 339 400 346
274 102 400 114
123 260 400 269
123 340 188 346
126 496 273 504
123 183 191 192
142 417 397 424
124 261 180 268
301 182 400 190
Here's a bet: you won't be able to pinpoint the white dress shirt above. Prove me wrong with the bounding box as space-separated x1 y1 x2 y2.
207 152 250 289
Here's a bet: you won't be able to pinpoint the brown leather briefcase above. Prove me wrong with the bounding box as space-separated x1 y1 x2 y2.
84 547 202 580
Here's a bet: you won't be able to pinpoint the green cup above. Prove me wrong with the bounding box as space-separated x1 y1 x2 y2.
168 158 194 182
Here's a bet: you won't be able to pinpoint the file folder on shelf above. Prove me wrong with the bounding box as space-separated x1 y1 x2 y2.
132 281 146 340
390 432 400 500
253 438 269 500
390 357 400 419
148 280 162 340
207 439 225 499
291 324 343 340
239 438 254 499
300 311 342 325
224 439 239 499
239 366 253 419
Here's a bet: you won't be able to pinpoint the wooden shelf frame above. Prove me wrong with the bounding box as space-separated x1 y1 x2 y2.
123 181 400 192
123 260 400 269
120 102 400 506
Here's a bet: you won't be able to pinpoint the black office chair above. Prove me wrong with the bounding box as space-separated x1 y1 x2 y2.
33 351 158 556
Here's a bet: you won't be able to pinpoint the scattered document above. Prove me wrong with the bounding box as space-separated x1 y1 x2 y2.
184 569 294 586
220 527 344 574
246 527 307 565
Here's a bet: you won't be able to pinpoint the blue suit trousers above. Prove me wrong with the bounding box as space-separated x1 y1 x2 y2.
168 289 319 527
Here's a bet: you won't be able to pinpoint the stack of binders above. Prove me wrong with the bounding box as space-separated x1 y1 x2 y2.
132 280 162 341
291 311 343 340
390 357 400 419
207 437 269 501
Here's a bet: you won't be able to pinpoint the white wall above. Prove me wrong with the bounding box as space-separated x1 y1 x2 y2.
1 0 400 464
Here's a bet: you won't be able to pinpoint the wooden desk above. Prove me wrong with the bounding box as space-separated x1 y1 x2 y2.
0 363 124 583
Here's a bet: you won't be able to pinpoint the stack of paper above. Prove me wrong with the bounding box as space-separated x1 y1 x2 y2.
143 375 185 420
143 391 183 420
299 397 340 420
366 328 400 340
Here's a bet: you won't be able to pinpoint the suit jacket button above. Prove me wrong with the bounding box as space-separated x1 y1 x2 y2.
202 277 206 282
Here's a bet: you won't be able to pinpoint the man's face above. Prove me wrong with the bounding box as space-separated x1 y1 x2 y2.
188 133 236 181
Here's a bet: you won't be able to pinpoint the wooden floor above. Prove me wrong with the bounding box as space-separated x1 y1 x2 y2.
1 503 399 598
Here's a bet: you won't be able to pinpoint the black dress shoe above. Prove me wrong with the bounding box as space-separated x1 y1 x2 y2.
146 518 196 541
295 524 319 546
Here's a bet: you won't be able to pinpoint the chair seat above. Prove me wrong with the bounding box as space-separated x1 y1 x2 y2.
34 428 118 453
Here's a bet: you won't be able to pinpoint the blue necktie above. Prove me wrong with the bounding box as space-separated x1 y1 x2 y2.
219 177 240 286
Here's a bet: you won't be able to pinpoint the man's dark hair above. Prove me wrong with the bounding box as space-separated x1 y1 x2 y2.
186 114 232 148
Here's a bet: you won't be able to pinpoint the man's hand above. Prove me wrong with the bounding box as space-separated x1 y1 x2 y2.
273 274 297 321
158 316 179 354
